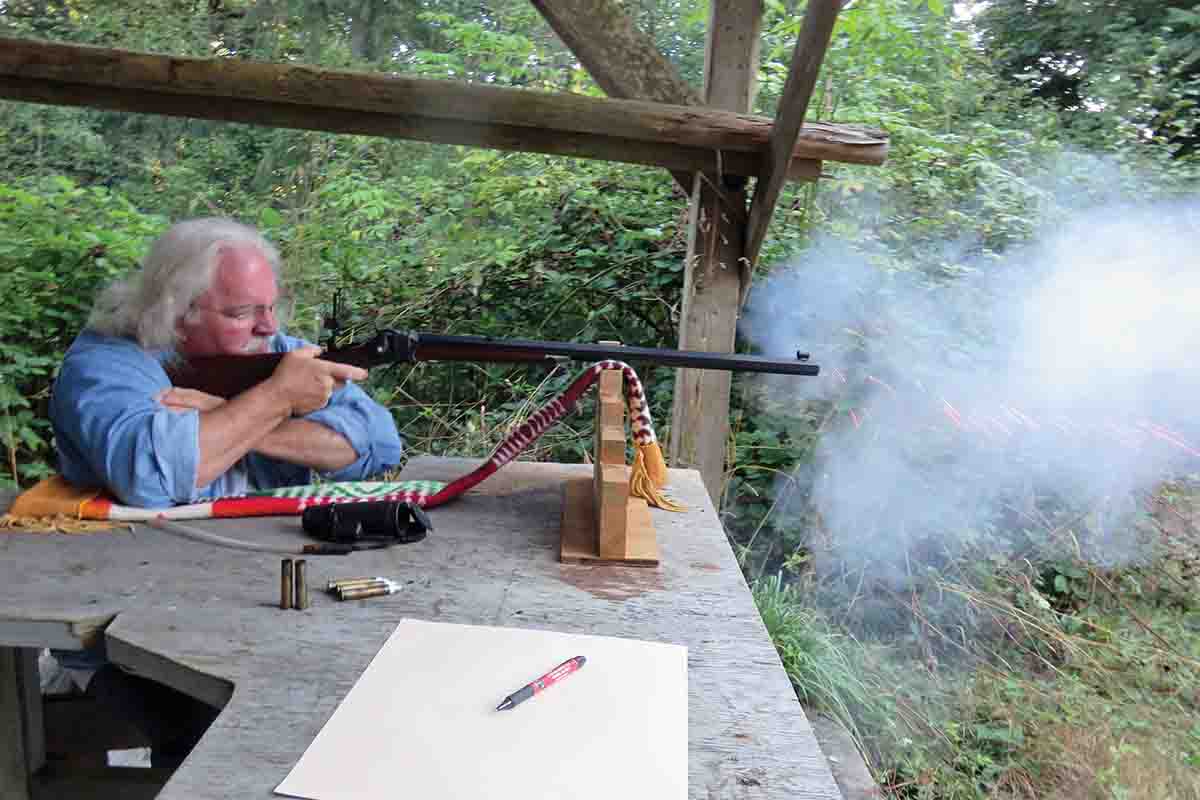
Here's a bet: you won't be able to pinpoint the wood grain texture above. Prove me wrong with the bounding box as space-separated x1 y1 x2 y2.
0 647 42 800
560 478 658 566
595 369 627 467
530 0 699 192
745 0 843 266
594 369 628 557
669 0 759 502
0 457 841 799
703 0 765 113
0 37 886 171
531 0 701 105
0 77 823 183
595 464 631 558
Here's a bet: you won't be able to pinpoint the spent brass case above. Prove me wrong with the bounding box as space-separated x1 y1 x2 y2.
294 559 309 610
280 559 294 610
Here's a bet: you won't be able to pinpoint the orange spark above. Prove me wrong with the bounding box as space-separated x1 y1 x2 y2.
1001 404 1039 430
865 375 896 395
1139 421 1200 458
941 398 964 429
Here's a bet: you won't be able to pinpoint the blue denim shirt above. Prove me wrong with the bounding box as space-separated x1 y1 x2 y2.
50 329 404 508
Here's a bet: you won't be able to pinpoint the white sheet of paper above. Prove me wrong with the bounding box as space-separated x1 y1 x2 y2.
275 619 688 800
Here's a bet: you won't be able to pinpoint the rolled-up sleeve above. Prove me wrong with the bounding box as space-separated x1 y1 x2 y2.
52 331 405 504
303 382 404 480
51 334 202 508
268 334 403 482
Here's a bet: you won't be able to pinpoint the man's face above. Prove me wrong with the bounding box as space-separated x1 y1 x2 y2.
177 245 280 357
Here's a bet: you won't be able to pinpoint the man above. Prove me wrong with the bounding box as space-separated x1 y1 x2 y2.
51 217 403 507
46 217 403 767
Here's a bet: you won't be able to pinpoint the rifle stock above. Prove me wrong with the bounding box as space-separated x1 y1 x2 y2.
166 330 819 399
168 352 287 399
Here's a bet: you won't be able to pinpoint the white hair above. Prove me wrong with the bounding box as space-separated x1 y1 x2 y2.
88 217 283 350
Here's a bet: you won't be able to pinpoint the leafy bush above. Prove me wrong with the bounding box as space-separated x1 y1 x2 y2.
0 177 165 486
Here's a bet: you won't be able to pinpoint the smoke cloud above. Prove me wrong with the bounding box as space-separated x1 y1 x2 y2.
740 194 1200 584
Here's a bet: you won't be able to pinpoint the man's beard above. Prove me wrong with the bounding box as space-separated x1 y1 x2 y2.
241 336 271 353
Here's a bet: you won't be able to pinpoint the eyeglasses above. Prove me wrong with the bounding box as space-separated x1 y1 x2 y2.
192 302 278 324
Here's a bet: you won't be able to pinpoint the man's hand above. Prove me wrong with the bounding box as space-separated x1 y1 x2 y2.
265 346 369 416
158 387 227 413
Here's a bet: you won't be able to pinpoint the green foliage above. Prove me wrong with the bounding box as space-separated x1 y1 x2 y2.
974 0 1200 157
753 574 883 747
0 177 165 486
3 2 1200 796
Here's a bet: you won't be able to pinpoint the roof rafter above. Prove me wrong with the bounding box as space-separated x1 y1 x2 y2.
530 0 700 192
0 37 886 180
744 0 844 267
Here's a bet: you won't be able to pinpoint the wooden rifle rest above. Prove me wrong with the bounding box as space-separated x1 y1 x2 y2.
559 368 659 567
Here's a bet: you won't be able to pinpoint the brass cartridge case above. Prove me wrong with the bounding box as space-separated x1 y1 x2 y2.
326 577 375 593
280 559 294 610
327 578 384 593
294 559 309 610
338 584 393 601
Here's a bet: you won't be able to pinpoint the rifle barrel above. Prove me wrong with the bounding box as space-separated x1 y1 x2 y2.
409 334 819 376
168 331 819 399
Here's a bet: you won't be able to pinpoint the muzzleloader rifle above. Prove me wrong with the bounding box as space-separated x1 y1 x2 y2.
167 330 820 399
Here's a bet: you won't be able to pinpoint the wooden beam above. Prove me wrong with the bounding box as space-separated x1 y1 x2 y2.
745 0 843 268
529 0 700 106
0 76 821 182
0 37 886 176
669 0 763 502
530 0 700 192
0 647 43 800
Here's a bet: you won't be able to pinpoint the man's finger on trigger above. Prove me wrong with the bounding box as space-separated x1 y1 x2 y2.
331 364 368 382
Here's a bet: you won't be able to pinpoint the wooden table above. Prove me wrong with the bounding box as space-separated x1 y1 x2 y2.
0 457 841 799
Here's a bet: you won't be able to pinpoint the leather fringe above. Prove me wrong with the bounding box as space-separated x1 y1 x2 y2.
629 443 685 512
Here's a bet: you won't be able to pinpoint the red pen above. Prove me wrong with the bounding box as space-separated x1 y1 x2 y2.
495 655 587 711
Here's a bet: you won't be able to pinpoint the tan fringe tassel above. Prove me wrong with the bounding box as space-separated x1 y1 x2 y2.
640 441 670 488
0 514 128 534
630 443 686 512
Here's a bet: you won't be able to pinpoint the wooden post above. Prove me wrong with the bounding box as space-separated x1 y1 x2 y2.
670 0 764 503
593 370 631 558
0 647 44 800
561 369 658 566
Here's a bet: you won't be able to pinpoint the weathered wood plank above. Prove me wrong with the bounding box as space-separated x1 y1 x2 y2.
669 0 762 501
0 76 823 182
560 478 658 565
0 614 114 651
0 37 885 173
0 647 43 800
0 458 841 799
530 0 701 105
745 0 843 267
703 0 764 114
530 0 699 192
